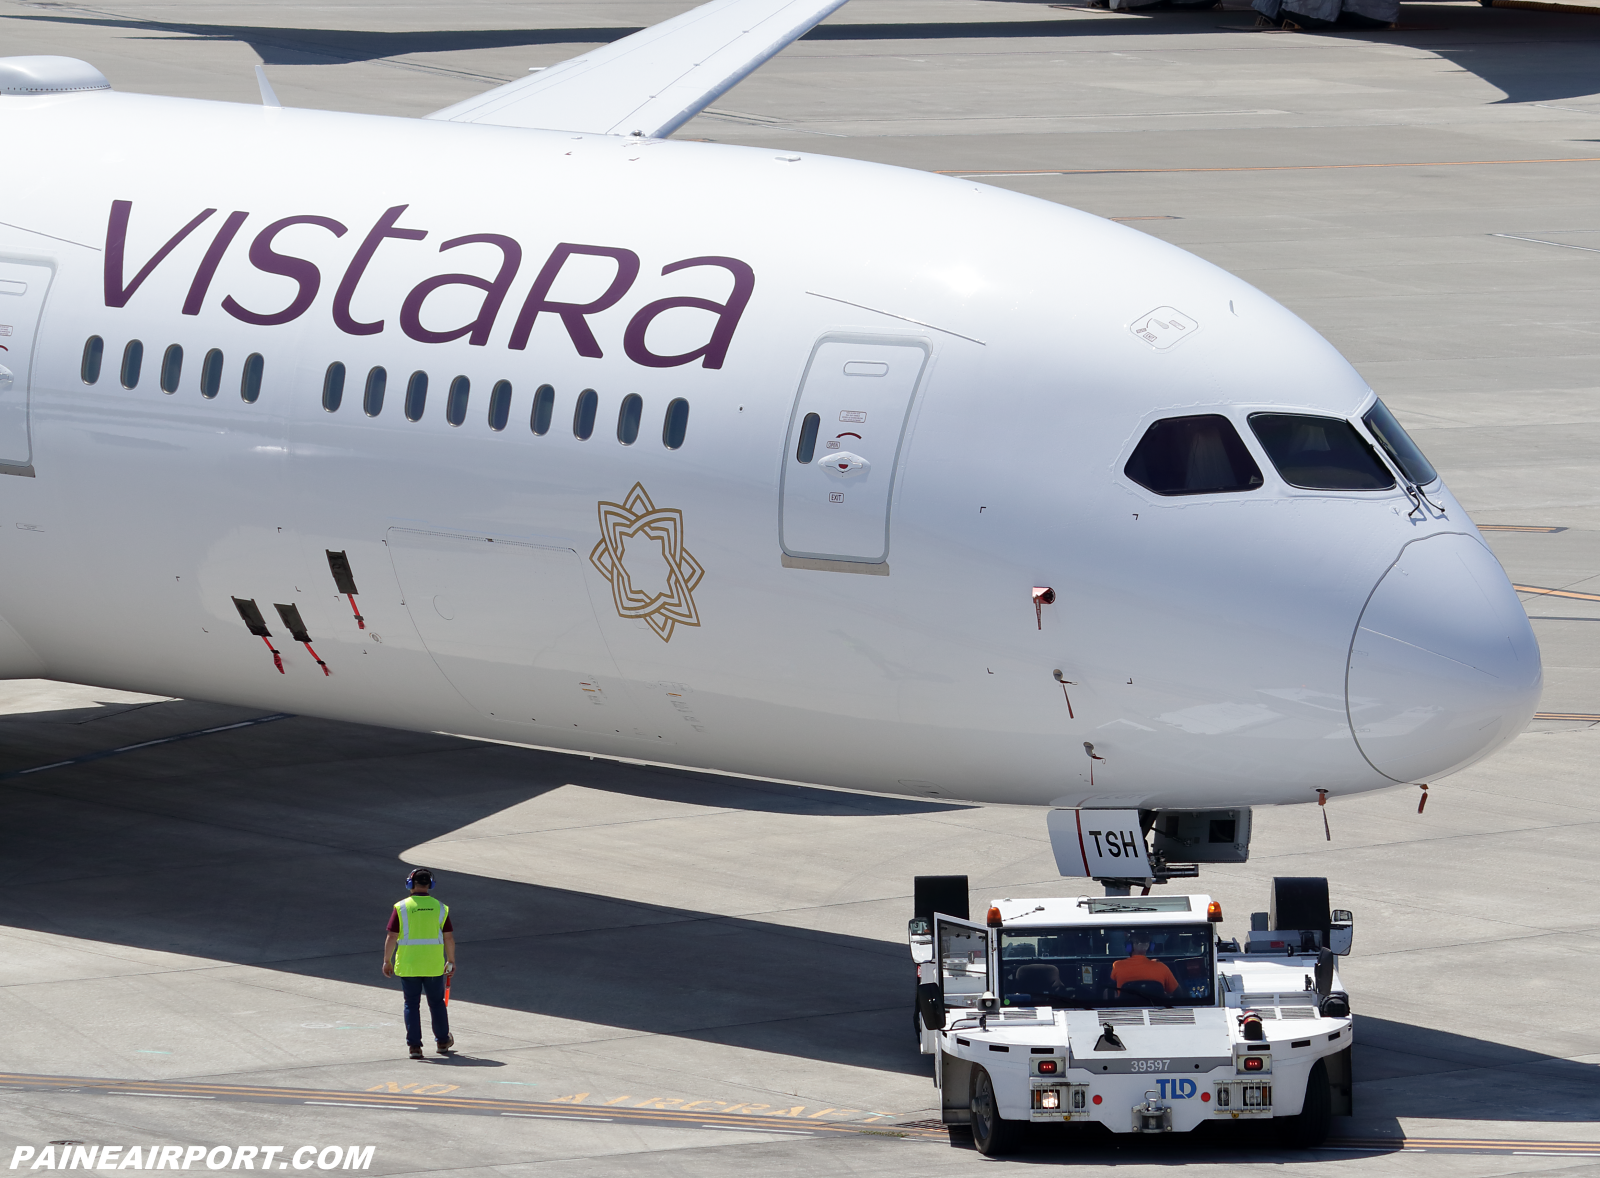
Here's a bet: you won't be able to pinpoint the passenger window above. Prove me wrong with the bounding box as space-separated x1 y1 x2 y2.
1124 414 1262 496
322 362 345 413
446 376 469 427
1248 413 1395 491
201 349 223 399
617 393 642 445
121 340 143 389
405 371 428 422
488 380 512 432
240 353 263 403
1362 399 1437 486
573 388 597 440
364 367 386 417
81 336 103 385
160 345 183 394
795 412 821 464
530 384 554 436
663 398 689 449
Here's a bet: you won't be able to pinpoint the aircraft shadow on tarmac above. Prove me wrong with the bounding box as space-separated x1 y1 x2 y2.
4 701 1598 1123
3 702 968 1079
6 1 1600 106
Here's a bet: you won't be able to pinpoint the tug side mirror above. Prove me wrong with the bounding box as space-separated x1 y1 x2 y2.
1329 909 1354 956
917 982 946 1031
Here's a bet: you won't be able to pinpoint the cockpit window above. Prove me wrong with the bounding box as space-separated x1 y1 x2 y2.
1248 413 1395 491
997 923 1214 1008
1362 398 1437 486
1124 414 1263 496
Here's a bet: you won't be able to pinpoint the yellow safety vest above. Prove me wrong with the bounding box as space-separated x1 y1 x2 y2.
393 895 449 976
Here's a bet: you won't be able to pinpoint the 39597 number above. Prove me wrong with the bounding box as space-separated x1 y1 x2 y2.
1130 1059 1170 1073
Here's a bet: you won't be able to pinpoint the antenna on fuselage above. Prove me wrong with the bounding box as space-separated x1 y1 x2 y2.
255 65 281 108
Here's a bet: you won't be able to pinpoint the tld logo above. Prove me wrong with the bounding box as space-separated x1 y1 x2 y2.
1155 1078 1197 1100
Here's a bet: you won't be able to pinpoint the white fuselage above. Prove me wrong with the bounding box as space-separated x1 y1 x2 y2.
0 88 1540 809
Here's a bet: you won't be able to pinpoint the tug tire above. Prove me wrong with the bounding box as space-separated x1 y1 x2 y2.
970 1066 1025 1156
1281 1059 1332 1148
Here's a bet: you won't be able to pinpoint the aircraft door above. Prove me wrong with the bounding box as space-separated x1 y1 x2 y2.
779 336 929 564
935 914 992 1012
387 528 626 733
0 259 55 472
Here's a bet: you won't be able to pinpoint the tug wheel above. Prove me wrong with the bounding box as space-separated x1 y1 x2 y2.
970 1066 1025 1156
1281 1059 1332 1148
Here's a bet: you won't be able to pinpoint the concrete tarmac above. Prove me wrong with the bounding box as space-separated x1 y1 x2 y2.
2 0 1599 1172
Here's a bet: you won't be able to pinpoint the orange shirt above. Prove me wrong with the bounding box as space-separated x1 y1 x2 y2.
1111 952 1179 994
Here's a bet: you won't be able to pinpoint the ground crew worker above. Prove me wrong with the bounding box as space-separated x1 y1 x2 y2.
382 867 456 1059
1110 933 1179 998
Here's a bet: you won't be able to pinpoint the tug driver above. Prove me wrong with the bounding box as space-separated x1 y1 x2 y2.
1111 933 1179 998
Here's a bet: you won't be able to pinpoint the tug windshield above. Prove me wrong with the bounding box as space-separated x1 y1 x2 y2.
997 923 1215 1008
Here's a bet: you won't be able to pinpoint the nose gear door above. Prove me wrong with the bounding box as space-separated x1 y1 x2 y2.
0 258 55 474
779 334 929 565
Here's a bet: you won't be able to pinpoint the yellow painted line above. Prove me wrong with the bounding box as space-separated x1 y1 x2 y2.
939 156 1600 177
1478 524 1567 533
1485 0 1600 12
16 1073 1597 1154
1533 713 1600 722
1347 1137 1600 1153
1513 583 1600 602
0 1073 940 1139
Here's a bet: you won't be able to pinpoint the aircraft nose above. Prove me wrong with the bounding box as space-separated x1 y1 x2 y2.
1346 533 1541 784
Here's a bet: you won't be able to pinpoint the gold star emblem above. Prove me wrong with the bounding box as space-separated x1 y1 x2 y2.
589 483 705 642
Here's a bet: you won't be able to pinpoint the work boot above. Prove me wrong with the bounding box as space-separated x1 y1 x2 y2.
408 1045 424 1060
436 1035 455 1055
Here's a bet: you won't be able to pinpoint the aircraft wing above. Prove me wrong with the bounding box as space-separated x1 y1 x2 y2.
423 0 850 138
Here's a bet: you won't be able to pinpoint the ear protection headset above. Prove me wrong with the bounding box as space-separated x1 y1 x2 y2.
405 868 435 891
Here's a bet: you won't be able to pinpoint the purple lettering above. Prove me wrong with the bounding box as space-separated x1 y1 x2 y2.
508 243 639 357
332 204 427 336
103 200 216 309
623 255 754 370
182 211 248 316
399 233 522 346
221 215 347 327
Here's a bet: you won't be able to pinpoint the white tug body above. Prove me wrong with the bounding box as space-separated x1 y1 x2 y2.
910 880 1354 1154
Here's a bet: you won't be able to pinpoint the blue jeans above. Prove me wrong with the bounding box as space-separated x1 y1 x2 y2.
401 974 450 1047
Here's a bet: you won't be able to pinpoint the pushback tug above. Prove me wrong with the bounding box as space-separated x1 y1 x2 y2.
910 875 1354 1155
